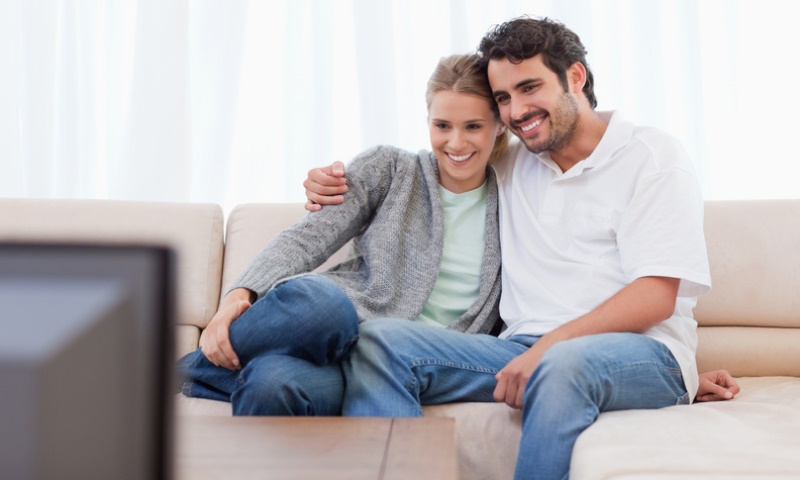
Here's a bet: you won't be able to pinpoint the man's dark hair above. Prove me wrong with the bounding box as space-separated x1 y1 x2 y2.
477 16 597 109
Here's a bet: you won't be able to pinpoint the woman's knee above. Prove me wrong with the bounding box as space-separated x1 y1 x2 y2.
275 276 359 330
232 356 343 416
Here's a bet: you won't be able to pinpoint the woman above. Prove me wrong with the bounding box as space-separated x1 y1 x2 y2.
178 53 510 415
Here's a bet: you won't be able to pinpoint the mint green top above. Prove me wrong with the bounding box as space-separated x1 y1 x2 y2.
417 182 488 328
234 146 501 335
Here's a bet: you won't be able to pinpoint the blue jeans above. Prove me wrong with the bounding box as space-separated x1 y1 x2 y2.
342 318 689 480
177 275 359 415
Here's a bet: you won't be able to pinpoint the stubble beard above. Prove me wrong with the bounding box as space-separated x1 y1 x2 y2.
520 92 580 155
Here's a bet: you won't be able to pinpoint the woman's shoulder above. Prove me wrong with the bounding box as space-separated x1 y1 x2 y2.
348 145 434 174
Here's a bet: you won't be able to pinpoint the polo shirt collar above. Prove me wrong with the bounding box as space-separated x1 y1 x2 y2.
535 110 634 180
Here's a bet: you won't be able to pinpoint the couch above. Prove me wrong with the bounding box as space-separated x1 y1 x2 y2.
2 197 798 480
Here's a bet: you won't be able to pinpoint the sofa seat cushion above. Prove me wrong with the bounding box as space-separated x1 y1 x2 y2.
176 394 232 416
571 376 800 479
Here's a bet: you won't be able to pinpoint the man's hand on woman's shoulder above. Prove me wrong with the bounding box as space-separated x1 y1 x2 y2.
304 160 348 211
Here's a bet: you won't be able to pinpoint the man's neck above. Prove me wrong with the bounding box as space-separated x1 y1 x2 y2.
549 111 609 173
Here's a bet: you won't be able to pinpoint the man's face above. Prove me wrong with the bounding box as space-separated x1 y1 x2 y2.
487 55 579 154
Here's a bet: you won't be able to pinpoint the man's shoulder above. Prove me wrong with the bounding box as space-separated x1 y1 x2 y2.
630 124 682 149
619 123 693 172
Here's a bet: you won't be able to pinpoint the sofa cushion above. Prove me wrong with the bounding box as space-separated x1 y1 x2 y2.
0 198 224 337
696 326 800 377
696 199 800 329
694 199 800 377
571 376 800 480
175 394 231 416
221 203 349 294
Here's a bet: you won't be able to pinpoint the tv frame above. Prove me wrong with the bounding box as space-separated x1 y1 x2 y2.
0 242 175 480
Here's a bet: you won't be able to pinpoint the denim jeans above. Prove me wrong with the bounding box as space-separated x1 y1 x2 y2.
177 275 359 415
341 318 688 480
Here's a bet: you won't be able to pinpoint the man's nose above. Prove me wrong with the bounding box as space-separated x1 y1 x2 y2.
511 99 528 123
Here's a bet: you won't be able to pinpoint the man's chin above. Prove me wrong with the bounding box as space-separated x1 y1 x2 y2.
521 139 548 154
510 130 546 154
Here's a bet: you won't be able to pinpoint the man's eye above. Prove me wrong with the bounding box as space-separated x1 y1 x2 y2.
496 95 510 105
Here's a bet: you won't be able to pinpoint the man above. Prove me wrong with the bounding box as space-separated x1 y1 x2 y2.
304 16 736 480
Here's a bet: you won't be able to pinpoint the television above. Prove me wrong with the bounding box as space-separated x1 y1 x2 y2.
0 243 175 480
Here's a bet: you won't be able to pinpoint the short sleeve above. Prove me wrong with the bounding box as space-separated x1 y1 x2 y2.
616 167 711 297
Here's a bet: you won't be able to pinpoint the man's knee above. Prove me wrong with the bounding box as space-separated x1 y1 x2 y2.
537 333 636 376
525 334 636 403
539 337 596 375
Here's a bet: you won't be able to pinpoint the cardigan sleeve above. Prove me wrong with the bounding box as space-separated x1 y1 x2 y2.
230 146 410 297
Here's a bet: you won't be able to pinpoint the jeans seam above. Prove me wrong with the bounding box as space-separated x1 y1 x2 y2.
603 360 680 376
408 358 500 375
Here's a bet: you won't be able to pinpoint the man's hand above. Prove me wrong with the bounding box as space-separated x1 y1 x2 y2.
198 288 253 370
303 161 348 211
494 341 552 409
695 369 740 401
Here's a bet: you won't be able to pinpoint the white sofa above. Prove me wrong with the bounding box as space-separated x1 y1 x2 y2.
2 197 799 479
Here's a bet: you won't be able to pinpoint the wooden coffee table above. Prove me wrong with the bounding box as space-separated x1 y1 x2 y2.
175 416 458 480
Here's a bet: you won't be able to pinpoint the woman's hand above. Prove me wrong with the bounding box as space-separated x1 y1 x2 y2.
198 288 253 370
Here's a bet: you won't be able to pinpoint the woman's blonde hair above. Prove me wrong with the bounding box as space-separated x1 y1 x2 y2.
425 53 509 164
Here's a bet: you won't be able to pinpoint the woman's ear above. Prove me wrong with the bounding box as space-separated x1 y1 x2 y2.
497 124 506 136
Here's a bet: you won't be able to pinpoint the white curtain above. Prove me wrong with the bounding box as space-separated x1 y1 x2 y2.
2 0 798 214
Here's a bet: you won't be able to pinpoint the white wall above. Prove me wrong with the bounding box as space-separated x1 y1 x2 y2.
2 0 797 212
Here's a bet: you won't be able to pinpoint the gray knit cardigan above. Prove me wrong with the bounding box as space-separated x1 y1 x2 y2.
232 145 502 334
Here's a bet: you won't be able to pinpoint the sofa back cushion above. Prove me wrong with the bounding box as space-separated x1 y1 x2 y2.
0 198 224 332
694 199 800 376
221 203 349 296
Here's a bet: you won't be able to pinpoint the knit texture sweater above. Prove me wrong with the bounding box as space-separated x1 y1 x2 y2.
232 145 502 334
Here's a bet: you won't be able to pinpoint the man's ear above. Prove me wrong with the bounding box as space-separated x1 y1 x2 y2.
568 62 587 93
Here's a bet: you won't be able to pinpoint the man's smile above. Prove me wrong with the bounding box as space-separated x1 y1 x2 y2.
515 113 546 135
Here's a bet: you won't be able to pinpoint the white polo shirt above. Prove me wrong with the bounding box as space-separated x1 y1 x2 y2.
493 111 711 400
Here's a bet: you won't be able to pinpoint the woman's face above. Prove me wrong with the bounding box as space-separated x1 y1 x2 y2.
428 90 503 194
